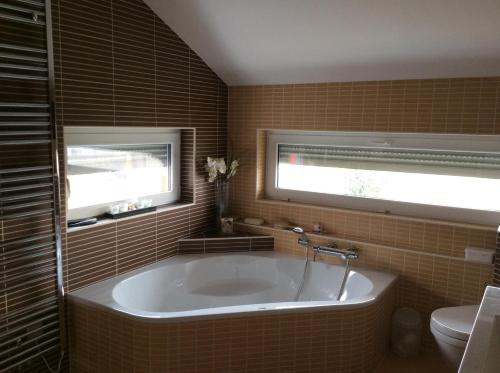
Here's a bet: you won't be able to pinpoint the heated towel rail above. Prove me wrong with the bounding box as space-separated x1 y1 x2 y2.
0 0 65 372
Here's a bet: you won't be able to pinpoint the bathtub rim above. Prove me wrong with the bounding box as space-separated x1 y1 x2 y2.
67 251 398 323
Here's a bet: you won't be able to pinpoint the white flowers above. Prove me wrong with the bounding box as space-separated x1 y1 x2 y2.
205 157 239 182
205 157 225 182
227 159 239 179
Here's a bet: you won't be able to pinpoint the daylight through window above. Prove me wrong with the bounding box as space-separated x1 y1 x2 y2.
266 131 500 225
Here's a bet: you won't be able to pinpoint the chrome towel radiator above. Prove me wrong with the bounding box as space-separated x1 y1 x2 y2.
0 0 65 372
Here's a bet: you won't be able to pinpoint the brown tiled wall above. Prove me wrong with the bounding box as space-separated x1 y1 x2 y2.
51 0 227 292
178 236 274 254
65 208 191 291
68 284 395 373
228 77 500 347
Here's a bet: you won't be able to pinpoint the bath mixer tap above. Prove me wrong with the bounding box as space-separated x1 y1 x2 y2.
312 243 359 301
312 243 359 261
292 227 310 246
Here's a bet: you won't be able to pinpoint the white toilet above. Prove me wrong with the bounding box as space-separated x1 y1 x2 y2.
430 305 479 371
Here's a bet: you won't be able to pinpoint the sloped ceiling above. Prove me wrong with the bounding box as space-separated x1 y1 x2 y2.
145 0 500 86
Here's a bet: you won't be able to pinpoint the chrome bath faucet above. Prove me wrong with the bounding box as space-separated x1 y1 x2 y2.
312 243 359 261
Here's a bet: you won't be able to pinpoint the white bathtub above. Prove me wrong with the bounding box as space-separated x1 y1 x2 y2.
69 251 396 320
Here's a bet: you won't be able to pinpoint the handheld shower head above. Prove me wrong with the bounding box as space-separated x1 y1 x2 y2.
292 227 309 246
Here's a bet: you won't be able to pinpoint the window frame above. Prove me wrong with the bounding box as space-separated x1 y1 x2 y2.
265 129 500 226
64 126 181 221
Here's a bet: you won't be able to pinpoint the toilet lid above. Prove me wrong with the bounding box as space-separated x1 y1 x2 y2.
430 305 479 341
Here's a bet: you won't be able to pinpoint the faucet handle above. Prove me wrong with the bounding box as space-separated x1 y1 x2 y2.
346 246 359 260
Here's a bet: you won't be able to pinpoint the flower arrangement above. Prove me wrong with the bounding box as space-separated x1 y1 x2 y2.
205 155 240 233
205 157 239 183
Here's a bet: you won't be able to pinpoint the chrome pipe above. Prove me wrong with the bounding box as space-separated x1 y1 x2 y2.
45 0 67 360
0 298 58 323
0 62 48 71
0 2 45 15
1 182 53 193
291 227 311 301
0 122 51 127
0 42 46 53
2 208 54 220
0 112 50 116
0 72 48 80
0 11 45 25
13 0 45 8
336 258 351 301
0 102 49 107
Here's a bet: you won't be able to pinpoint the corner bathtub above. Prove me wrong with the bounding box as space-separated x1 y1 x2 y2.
68 252 397 373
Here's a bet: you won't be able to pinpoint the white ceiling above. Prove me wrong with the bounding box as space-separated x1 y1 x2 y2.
145 0 500 86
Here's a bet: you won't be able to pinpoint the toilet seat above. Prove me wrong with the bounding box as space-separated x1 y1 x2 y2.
430 305 478 341
430 323 467 348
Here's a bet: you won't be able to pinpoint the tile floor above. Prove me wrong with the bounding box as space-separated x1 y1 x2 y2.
374 350 453 373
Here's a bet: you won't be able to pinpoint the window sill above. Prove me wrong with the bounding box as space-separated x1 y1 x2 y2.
67 202 195 233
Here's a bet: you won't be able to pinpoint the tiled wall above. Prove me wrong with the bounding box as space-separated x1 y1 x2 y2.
228 77 500 346
68 284 395 373
178 235 274 254
51 0 227 292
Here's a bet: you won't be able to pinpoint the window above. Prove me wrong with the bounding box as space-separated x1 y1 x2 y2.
266 130 500 225
65 127 180 220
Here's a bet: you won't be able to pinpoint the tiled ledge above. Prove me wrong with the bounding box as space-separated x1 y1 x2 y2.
256 197 497 232
67 202 195 233
235 222 494 264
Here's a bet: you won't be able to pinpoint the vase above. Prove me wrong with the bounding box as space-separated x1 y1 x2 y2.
215 179 230 233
